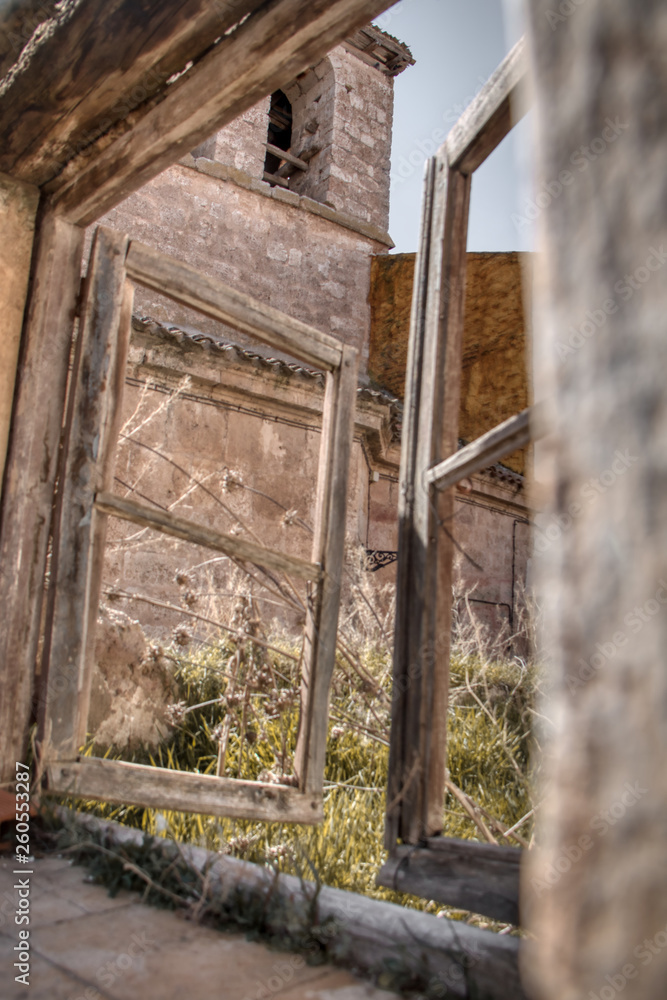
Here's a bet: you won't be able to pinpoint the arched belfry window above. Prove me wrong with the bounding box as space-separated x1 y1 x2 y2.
263 90 309 188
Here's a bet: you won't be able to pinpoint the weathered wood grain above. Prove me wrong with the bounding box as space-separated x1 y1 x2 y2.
295 344 358 794
378 839 521 925
42 0 397 224
75 280 135 748
522 4 667 1000
48 757 323 824
0 213 83 786
125 240 343 370
0 1 264 185
39 226 130 762
388 154 472 846
427 406 544 491
94 490 322 583
445 36 528 175
385 158 436 849
0 171 38 496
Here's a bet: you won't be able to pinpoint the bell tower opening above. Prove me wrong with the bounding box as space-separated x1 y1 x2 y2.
263 90 293 183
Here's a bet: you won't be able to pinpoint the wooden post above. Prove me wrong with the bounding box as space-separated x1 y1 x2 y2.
522 4 667 1000
295 344 358 794
385 155 471 846
417 160 470 840
0 213 83 785
0 172 38 497
39 227 130 761
385 38 527 851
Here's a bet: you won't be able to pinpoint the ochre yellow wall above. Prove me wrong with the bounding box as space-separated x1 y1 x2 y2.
369 251 530 474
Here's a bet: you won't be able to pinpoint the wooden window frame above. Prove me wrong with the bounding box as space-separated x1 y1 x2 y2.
379 38 540 919
38 226 357 825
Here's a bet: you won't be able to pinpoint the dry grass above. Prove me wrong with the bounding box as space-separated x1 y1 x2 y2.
73 576 538 925
57 373 540 927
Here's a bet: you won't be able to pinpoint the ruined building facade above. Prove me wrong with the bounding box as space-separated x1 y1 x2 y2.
88 25 532 643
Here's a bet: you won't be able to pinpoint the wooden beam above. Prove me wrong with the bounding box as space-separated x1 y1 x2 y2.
294 345 358 794
426 406 543 491
377 839 521 925
263 170 291 188
387 155 472 847
0 213 83 786
385 158 437 849
94 490 322 583
43 0 396 225
445 37 528 175
417 159 471 842
265 143 309 170
39 227 131 762
0 171 39 497
125 240 343 370
0 1 265 185
47 757 323 824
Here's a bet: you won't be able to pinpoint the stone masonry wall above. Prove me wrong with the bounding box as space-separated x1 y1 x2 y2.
327 48 394 232
283 58 337 206
94 162 390 377
103 320 401 637
100 320 531 649
369 251 532 475
209 95 271 180
193 44 394 232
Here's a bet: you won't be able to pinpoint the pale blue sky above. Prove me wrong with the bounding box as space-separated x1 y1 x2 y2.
374 0 534 253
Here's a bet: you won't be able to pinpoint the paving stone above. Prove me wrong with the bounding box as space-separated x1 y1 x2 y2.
0 856 400 999
0 932 113 1000
276 967 396 999
24 858 137 916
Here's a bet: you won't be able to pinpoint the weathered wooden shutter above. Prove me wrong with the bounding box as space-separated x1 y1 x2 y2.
38 226 357 824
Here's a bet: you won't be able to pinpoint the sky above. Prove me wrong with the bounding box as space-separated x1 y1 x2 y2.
374 0 535 253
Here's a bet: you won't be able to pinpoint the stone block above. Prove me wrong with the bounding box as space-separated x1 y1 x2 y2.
271 186 300 207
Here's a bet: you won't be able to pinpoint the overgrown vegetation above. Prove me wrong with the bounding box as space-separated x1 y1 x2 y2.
45 379 540 929
60 583 537 926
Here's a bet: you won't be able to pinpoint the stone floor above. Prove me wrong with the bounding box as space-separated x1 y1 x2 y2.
0 854 398 1000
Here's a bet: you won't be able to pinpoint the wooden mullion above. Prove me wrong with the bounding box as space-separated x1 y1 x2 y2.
0 213 84 785
421 163 471 839
125 241 342 370
385 158 436 849
75 280 135 748
39 226 130 761
427 406 544 491
406 156 471 842
94 491 322 583
388 151 472 846
445 36 527 175
295 345 358 794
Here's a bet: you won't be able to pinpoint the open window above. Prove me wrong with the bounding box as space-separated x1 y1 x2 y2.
38 228 357 823
378 38 543 925
262 90 309 189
